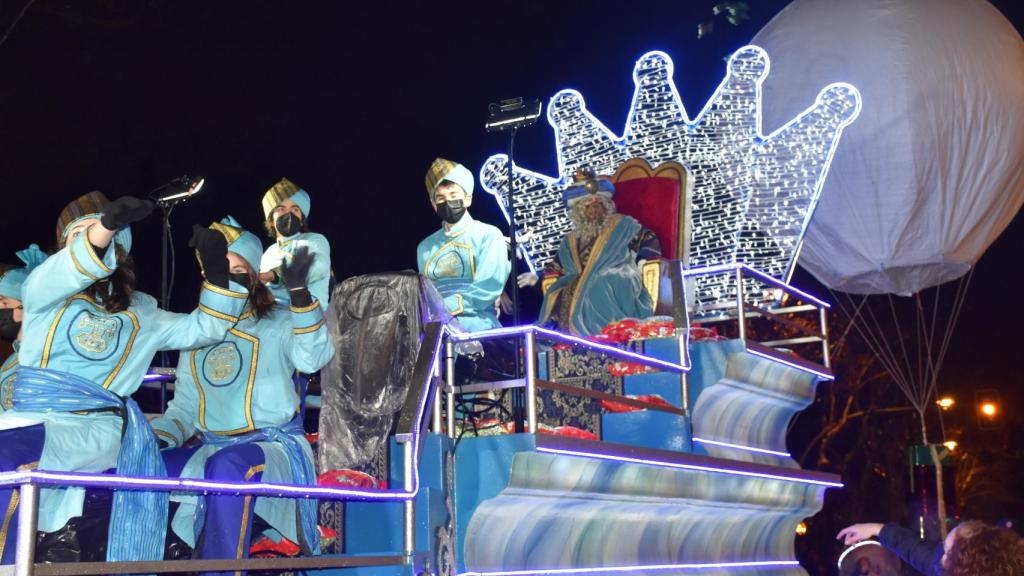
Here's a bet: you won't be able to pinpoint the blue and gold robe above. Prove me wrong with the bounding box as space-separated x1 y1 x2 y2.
151 299 333 548
0 342 17 413
417 213 510 332
540 214 654 336
0 230 248 533
261 232 332 306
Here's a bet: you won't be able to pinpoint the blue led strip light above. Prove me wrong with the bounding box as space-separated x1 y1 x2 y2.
447 325 689 373
691 437 792 458
535 445 843 488
458 560 801 576
0 331 447 502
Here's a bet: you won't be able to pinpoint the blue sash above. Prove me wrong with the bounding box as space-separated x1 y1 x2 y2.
13 366 168 563
197 416 320 555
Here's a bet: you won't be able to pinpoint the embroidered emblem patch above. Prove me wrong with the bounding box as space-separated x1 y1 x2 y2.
431 250 466 279
1 374 14 410
67 309 122 361
202 341 242 387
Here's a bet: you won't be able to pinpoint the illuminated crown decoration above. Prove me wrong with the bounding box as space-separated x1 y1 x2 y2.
480 46 861 309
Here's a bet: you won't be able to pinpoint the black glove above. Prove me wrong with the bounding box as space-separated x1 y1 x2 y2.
189 225 230 289
100 196 155 230
281 247 314 288
281 247 315 307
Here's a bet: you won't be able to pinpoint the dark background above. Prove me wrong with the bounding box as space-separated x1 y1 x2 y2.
1 1 1020 328
1 0 1022 570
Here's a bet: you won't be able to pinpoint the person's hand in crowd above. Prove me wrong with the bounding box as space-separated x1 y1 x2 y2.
836 523 884 546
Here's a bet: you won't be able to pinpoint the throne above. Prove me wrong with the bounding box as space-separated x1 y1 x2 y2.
542 158 691 310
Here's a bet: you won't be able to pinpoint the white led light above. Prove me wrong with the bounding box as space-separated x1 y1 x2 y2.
481 47 860 310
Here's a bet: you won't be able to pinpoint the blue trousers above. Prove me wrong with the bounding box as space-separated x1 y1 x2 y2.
165 443 266 576
0 424 46 565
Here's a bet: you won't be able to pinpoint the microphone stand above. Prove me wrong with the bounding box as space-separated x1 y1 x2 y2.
150 176 203 315
505 128 526 433
486 98 541 433
155 200 175 410
507 127 520 327
150 176 203 410
159 202 174 312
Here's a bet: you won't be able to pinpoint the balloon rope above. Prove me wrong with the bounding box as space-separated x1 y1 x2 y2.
831 290 911 399
856 293 912 394
887 293 923 413
925 283 943 393
932 269 974 389
848 293 899 381
921 291 929 399
915 292 936 405
833 292 868 349
872 294 914 402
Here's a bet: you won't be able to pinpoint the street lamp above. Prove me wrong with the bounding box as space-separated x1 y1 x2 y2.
936 397 955 410
975 389 1003 430
943 440 957 451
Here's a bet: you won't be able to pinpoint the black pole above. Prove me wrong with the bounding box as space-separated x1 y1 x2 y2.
484 97 541 434
507 127 520 326
160 206 170 311
506 128 527 433
158 205 171 410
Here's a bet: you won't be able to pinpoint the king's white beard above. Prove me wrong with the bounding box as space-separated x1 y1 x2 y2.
570 197 617 246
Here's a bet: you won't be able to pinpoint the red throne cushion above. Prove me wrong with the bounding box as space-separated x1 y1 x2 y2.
613 176 682 260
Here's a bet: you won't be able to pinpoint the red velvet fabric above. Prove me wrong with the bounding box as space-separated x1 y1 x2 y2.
613 176 681 260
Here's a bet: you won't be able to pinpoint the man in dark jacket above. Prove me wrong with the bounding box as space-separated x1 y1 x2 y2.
837 520 985 575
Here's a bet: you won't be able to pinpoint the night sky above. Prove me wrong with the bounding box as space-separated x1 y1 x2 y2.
1 0 1021 460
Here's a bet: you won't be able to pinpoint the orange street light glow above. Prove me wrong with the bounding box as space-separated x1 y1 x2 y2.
981 403 997 417
937 397 955 409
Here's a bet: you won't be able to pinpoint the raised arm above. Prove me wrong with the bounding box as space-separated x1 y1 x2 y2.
22 228 115 313
24 196 154 313
279 246 335 372
152 226 249 351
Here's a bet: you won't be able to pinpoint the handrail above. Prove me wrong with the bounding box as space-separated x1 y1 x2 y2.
536 379 688 416
447 325 690 374
446 325 689 434
6 553 407 575
0 469 409 500
1 321 447 575
681 263 832 368
0 321 447 502
396 322 446 456
444 264 831 441
680 263 830 309
743 303 825 339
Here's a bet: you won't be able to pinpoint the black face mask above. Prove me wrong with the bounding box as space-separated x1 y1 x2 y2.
275 213 303 237
436 199 466 225
0 308 20 341
229 273 253 290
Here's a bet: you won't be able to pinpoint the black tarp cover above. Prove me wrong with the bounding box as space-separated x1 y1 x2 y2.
317 271 449 471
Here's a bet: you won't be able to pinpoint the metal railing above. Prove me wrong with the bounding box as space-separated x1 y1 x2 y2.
682 263 833 371
438 263 834 441
0 322 446 576
442 325 690 435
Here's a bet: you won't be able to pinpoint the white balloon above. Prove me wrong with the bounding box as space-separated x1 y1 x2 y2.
753 0 1024 295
